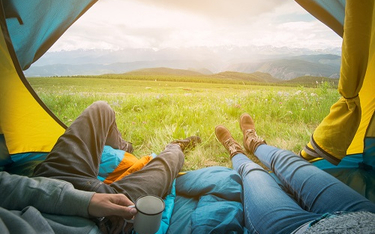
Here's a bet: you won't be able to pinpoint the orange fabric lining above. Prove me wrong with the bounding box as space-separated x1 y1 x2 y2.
103 152 153 184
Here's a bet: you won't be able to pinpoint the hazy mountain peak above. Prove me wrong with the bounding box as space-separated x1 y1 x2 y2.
25 46 341 80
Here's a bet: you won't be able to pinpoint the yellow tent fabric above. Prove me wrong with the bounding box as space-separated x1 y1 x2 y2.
0 21 65 154
300 0 375 165
348 25 375 154
1 0 96 155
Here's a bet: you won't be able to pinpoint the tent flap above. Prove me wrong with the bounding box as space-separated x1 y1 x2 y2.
0 0 97 154
300 0 375 165
295 0 345 37
4 0 97 70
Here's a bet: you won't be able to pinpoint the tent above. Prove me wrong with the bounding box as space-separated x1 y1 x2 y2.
296 0 375 202
0 0 374 232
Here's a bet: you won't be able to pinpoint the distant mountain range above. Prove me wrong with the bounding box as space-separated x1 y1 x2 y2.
122 67 280 83
24 46 341 80
107 67 339 87
226 54 340 80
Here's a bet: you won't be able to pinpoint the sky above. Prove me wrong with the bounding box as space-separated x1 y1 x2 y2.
49 0 343 53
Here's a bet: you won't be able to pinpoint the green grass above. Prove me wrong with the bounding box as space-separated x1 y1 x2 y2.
28 76 340 171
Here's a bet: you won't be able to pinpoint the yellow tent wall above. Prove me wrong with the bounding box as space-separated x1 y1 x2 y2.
0 0 96 155
0 17 65 154
297 0 375 164
348 28 375 155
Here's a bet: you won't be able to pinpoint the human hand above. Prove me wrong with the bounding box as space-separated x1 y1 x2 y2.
88 193 137 219
89 193 137 234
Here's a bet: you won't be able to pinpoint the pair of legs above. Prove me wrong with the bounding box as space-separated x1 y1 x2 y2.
216 114 375 234
34 101 199 202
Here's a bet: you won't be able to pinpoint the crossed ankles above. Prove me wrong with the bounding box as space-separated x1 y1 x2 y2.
215 113 266 159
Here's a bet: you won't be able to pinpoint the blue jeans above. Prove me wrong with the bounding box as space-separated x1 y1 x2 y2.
232 145 375 234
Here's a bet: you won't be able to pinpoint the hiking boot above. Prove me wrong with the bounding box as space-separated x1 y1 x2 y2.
239 113 266 154
171 136 201 152
215 125 245 159
121 140 134 153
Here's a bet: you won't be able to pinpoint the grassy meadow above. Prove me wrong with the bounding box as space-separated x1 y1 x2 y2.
28 75 340 171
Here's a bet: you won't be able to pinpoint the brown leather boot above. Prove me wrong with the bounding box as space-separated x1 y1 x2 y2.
215 125 246 159
171 136 201 152
239 113 266 154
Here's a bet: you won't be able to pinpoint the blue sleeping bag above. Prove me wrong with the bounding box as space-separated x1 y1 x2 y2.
168 166 246 234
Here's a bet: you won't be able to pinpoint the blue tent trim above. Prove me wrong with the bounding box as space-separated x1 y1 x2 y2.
363 137 375 167
311 138 375 203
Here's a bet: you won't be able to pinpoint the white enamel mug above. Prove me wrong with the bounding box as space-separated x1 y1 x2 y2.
127 195 165 234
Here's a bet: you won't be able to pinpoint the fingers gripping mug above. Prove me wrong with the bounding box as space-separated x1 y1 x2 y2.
127 195 165 234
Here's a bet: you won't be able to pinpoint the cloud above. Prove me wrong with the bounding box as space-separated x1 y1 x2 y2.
133 0 289 20
50 0 342 52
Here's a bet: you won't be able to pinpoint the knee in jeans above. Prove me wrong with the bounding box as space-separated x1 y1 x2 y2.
274 149 303 164
237 162 265 177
